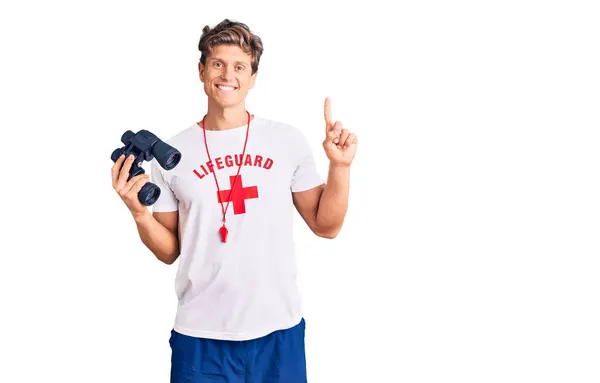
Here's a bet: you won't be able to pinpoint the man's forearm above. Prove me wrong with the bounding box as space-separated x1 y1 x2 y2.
133 211 179 264
315 163 351 238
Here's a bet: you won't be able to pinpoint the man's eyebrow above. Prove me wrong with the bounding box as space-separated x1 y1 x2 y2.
209 58 250 65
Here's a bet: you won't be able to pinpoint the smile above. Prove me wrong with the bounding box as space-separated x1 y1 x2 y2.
216 84 238 92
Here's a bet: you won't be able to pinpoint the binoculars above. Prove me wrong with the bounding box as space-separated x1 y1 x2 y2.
111 129 181 206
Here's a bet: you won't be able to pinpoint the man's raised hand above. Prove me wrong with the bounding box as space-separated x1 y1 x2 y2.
322 97 357 167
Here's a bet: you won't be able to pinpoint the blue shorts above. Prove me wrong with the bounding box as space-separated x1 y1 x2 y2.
169 318 307 383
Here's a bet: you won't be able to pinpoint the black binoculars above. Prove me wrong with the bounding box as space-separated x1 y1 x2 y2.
111 130 181 206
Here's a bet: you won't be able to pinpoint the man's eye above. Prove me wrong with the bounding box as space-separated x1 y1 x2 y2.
214 62 222 67
236 66 244 71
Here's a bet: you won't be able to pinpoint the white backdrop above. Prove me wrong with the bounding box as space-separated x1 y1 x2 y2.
1 0 599 382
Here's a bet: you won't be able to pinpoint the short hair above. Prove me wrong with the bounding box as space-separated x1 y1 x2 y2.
198 19 264 74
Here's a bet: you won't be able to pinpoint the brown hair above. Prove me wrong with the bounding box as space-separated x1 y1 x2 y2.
198 19 264 74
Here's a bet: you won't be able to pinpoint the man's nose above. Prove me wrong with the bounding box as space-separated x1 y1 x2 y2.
221 65 235 82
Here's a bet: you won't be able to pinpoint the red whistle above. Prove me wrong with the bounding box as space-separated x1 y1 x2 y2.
219 225 228 243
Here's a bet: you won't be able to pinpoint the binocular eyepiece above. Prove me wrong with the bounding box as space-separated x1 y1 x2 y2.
111 130 181 206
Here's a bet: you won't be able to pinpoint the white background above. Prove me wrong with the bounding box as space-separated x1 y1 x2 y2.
1 0 599 382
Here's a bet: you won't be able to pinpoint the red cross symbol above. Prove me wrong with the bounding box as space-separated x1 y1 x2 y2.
217 175 259 215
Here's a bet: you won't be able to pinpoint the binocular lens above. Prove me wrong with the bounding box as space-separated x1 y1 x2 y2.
166 153 181 169
139 183 161 206
153 140 181 171
143 189 158 205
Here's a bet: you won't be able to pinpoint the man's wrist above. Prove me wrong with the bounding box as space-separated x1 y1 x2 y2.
329 162 352 173
132 209 152 225
329 161 351 169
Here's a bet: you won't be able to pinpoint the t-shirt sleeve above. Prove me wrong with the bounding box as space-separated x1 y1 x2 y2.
291 129 325 193
150 159 179 212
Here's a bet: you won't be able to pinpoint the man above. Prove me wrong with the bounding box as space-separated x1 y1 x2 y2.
111 19 357 382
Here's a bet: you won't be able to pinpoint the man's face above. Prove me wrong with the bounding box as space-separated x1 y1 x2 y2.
199 44 257 109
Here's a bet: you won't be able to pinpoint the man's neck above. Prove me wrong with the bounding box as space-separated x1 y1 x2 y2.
201 102 252 131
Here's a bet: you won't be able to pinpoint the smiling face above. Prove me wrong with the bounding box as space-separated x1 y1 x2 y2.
199 44 258 110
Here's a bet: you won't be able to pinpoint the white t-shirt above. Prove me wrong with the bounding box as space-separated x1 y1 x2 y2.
149 115 324 341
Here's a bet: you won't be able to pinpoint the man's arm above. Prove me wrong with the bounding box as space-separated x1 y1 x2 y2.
112 154 181 264
293 163 350 239
293 96 357 238
132 210 180 265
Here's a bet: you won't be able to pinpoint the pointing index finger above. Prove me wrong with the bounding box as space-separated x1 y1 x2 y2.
324 97 333 130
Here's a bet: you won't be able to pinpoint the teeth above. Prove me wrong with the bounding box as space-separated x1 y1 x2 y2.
217 85 236 91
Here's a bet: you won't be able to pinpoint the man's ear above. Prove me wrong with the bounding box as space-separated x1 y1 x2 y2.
249 70 258 89
198 62 205 82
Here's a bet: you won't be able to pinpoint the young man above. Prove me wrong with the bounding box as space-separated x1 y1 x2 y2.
111 19 357 382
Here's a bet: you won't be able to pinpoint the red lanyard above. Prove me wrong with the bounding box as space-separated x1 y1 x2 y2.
201 111 251 243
